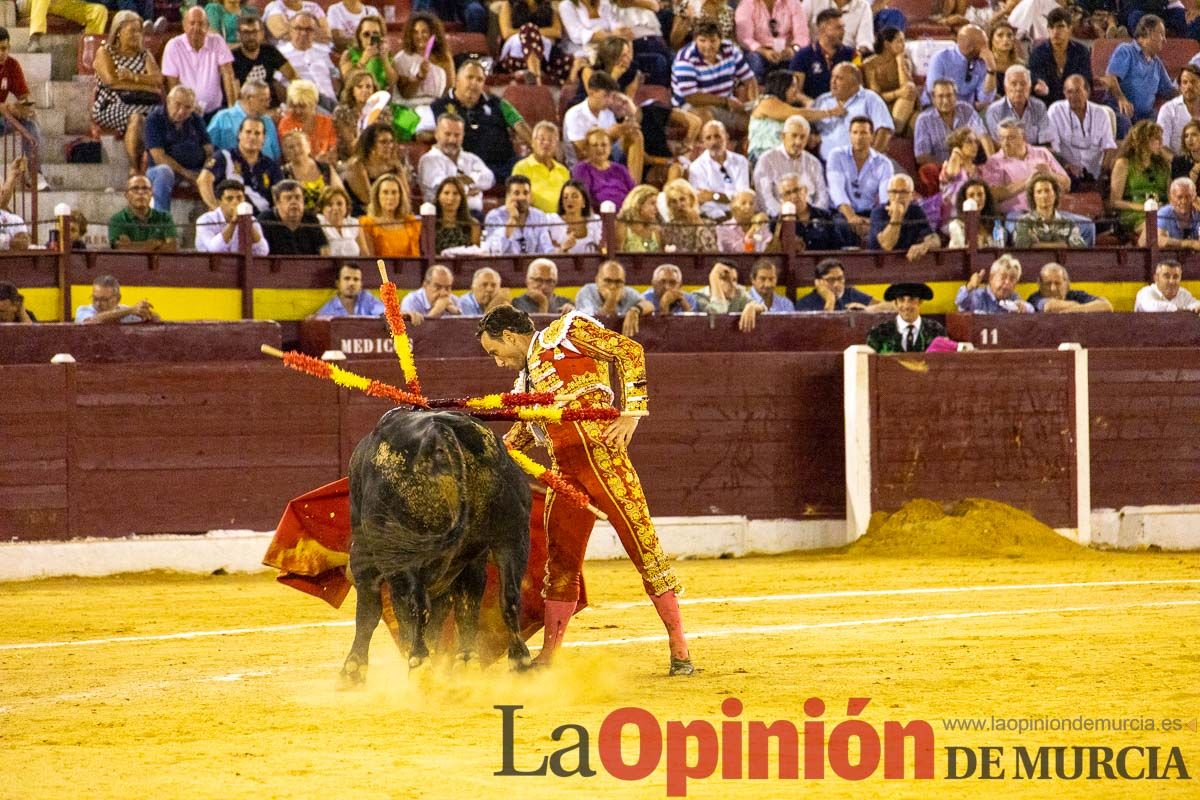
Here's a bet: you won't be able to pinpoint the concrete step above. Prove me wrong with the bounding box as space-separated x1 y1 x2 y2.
33 133 125 165
43 162 132 191
5 29 83 81
25 107 67 136
0 2 15 27
11 51 51 85
44 80 95 136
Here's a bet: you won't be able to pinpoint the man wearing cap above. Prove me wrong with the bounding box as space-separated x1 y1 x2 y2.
866 282 946 353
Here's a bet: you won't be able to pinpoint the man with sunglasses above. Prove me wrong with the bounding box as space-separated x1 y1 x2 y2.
687 119 751 220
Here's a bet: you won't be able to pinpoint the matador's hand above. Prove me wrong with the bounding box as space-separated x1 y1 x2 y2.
602 415 639 449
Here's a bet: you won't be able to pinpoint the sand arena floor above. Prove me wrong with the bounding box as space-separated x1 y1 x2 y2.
2 549 1199 799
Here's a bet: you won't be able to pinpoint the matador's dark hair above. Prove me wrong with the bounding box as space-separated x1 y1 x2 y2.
477 305 535 339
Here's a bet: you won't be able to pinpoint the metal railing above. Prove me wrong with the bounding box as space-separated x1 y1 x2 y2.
0 106 40 242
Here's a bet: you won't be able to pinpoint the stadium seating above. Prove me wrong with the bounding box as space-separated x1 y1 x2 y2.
501 83 558 131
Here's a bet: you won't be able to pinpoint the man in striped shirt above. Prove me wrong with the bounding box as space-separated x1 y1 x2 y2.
671 21 758 135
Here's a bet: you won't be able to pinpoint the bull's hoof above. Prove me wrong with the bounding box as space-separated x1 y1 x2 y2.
408 654 429 670
454 650 479 665
669 657 696 677
338 659 368 689
509 653 535 672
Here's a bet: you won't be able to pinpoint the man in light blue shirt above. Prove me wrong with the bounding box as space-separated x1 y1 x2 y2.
914 79 989 165
827 116 893 241
574 261 655 336
922 24 997 110
74 275 160 324
458 267 506 315
399 264 462 319
955 254 1034 313
1151 177 1200 247
746 259 794 312
812 63 894 160
205 79 282 160
984 66 1051 146
482 175 556 255
642 264 699 314
311 263 386 317
1105 14 1177 125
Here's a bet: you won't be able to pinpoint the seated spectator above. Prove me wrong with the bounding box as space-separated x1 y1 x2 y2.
511 257 574 314
789 9 855 105
1135 258 1200 313
400 264 461 320
145 86 214 213
459 267 509 315
75 275 161 324
333 70 377 162
433 177 481 253
92 11 164 172
559 0 632 72
868 174 939 261
570 36 641 107
342 122 409 216
611 0 673 88
108 175 178 251
660 178 718 251
359 173 421 257
1104 15 1176 130
616 184 663 252
795 257 882 311
696 261 770 334
258 179 330 254
419 113 496 216
1110 120 1171 239
196 179 269 254
980 119 1071 217
987 20 1024 96
1157 65 1200 155
643 263 698 314
484 175 556 255
548 180 603 254
1143 176 1200 248
338 16 397 100
716 189 771 252
861 26 916 138
1046 75 1117 188
812 63 893 159
806 0 873 54
26 0 106 53
985 65 1050 146
672 21 757 134
207 79 282 161
0 198 31 251
162 8 237 118
513 121 572 215
671 0 735 48
1028 7 1091 107
754 115 829 215
915 80 990 167
278 12 337 110
746 258 793 312
318 186 368 257
827 116 893 240
281 130 344 214
574 259 656 336
0 282 35 323
564 71 644 181
1122 0 1191 38
0 28 47 186
922 24 996 111
496 0 574 84
946 178 1007 249
69 210 89 250
773 173 855 250
1027 263 1113 313
736 0 808 83
327 0 382 49
1172 120 1200 182
1012 174 1086 248
687 120 751 220
938 127 983 222
205 0 246 45
393 12 454 132
867 282 947 353
747 70 814 166
431 60 532 184
1006 0 1062 41
311 262 386 317
279 80 338 162
263 0 332 43
955 254 1033 313
198 116 284 213
231 16 296 110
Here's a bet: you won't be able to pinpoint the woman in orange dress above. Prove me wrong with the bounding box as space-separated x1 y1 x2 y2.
359 173 421 257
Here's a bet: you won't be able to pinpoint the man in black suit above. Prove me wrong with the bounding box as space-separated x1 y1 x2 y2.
866 282 947 353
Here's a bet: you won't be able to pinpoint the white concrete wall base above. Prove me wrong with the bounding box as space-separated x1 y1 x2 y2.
1091 505 1200 551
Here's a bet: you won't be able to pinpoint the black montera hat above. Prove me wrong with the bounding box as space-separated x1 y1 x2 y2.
884 282 933 302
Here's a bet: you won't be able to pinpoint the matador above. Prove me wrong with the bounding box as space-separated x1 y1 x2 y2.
478 305 694 676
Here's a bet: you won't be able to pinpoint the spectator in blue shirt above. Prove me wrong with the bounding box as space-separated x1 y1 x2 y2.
795 258 883 312
311 263 387 318
1104 14 1177 130
826 116 894 240
642 263 699 314
144 85 214 213
955 254 1034 313
74 275 160 324
206 79 282 161
400 264 462 320
747 259 793 312
922 24 997 111
789 9 856 106
458 267 508 316
1026 263 1113 313
811 62 894 159
1145 176 1200 249
868 174 939 261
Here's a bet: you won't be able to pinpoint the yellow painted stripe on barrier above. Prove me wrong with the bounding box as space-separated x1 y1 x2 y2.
23 288 63 322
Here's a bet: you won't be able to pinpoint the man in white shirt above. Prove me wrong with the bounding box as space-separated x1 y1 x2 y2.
418 113 495 215
561 71 644 181
1135 259 1200 313
399 264 462 319
1157 64 1200 154
754 115 830 214
195 179 270 254
1047 74 1118 185
277 11 337 109
326 0 381 49
263 0 332 43
806 0 874 54
687 120 751 220
811 62 894 159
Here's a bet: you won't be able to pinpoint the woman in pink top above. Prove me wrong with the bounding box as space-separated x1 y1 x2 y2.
734 0 808 83
571 128 634 208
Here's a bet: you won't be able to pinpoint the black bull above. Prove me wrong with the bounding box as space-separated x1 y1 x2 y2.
340 409 533 685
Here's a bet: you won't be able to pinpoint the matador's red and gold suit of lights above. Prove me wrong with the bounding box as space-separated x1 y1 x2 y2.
504 311 692 671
